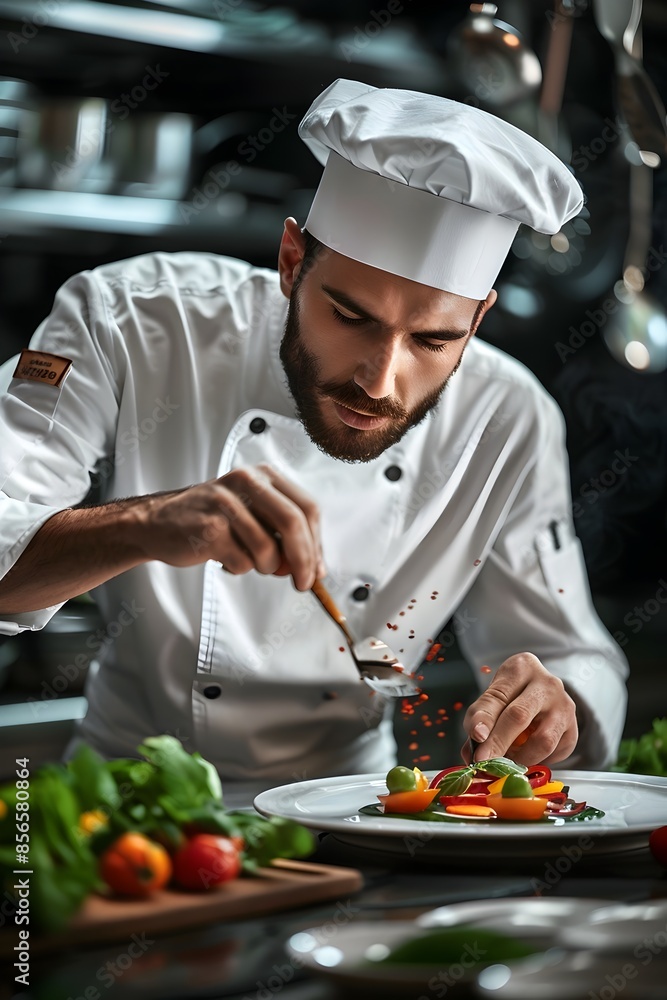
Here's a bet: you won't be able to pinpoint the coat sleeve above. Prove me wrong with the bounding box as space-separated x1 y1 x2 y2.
454 391 629 770
0 270 123 634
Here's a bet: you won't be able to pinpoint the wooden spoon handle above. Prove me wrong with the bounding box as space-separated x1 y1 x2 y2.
311 579 355 646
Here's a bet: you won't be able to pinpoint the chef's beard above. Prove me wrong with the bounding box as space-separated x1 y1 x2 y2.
279 290 464 463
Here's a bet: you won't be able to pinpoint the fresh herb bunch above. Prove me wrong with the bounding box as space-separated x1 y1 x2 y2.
613 718 667 776
0 736 315 933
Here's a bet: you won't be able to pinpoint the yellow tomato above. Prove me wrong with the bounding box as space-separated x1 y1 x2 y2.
79 809 108 835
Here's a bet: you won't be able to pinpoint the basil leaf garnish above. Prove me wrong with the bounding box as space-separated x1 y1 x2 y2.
475 757 527 778
436 767 475 795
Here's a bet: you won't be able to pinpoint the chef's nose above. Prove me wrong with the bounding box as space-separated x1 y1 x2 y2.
353 338 401 399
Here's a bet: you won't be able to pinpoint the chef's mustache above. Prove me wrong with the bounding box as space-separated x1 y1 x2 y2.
318 378 407 420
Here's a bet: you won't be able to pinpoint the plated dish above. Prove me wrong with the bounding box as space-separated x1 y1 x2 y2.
255 769 667 860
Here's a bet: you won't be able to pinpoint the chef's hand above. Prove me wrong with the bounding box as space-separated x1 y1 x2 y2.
460 652 578 766
140 463 325 591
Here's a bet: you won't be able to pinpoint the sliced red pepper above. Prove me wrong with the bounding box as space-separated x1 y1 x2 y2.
439 794 490 808
543 792 568 809
524 765 551 789
546 800 588 817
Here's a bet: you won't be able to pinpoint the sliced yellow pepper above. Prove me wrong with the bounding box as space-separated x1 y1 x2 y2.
486 774 509 795
534 780 564 796
412 767 429 791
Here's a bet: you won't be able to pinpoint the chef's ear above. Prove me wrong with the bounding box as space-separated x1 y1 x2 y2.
278 217 306 297
469 288 498 337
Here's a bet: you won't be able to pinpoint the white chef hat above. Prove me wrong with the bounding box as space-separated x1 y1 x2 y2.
299 78 583 299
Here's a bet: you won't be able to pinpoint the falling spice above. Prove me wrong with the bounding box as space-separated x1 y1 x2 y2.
425 642 442 662
437 708 447 715
453 701 463 711
408 742 418 751
437 731 445 738
480 665 492 674
399 611 406 616
410 730 417 736
339 647 345 652
558 588 564 593
474 559 481 566
436 656 445 662
419 755 431 762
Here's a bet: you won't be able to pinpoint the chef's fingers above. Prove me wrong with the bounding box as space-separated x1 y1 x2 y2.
254 465 325 579
220 465 321 590
534 719 579 767
465 653 577 764
212 493 282 576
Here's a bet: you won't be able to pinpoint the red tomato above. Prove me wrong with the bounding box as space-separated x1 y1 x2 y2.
428 766 471 789
649 827 667 868
439 794 490 808
172 834 242 890
100 832 172 897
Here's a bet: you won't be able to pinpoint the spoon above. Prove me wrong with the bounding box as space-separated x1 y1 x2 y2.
592 0 667 164
310 580 421 699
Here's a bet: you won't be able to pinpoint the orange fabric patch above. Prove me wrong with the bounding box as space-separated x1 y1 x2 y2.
13 350 72 389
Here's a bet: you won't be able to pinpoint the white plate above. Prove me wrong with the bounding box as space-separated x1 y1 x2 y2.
417 896 613 943
254 770 667 860
285 919 553 995
475 946 667 999
558 899 667 953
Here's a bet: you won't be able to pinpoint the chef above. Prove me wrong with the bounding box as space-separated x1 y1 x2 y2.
0 79 628 804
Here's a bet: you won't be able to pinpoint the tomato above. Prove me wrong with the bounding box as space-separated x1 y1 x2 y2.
99 832 172 897
648 827 667 867
172 834 242 891
386 766 418 793
377 788 441 813
487 794 548 821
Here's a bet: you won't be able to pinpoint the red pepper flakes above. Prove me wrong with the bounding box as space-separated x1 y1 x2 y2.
339 647 345 652
364 583 371 588
437 731 446 738
399 648 404 653
480 665 492 674
437 708 447 715
421 713 430 721
425 642 442 662
474 559 481 566
394 664 405 672
419 755 431 762
424 721 433 727
399 611 406 616
410 730 417 736
558 588 564 593
453 701 463 711
386 622 393 629
432 591 439 596
436 656 445 662
408 742 418 750
383 654 389 659
418 693 429 702
417 674 424 681
430 595 437 600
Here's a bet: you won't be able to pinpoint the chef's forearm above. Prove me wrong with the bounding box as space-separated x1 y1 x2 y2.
0 501 149 614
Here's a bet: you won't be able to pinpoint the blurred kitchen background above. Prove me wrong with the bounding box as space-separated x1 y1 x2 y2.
0 0 665 776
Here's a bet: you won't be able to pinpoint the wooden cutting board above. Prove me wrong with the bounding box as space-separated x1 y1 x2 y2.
1 859 363 957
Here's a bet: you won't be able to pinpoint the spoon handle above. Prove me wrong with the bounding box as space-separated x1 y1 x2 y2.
311 579 355 646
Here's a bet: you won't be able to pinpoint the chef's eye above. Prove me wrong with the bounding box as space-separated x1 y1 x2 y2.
417 339 448 353
331 306 366 326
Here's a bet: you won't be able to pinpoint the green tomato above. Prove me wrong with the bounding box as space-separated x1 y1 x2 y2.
386 766 418 793
501 774 534 799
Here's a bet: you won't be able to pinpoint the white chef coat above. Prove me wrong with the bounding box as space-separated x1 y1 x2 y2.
0 251 628 805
